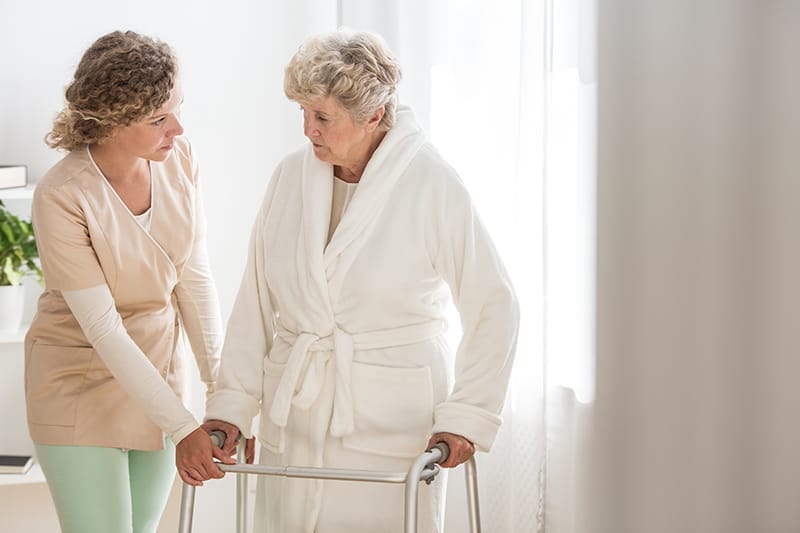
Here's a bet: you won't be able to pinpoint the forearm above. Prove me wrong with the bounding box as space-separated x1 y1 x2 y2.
175 238 223 391
63 285 200 444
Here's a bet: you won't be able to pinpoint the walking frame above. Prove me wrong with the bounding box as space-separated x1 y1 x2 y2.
178 431 482 533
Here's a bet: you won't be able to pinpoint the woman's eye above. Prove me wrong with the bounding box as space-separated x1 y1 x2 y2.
153 117 166 126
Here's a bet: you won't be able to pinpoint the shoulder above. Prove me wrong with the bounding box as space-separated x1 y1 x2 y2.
407 142 471 202
266 144 310 191
169 135 197 184
34 149 98 210
277 144 308 171
172 135 193 161
37 148 94 191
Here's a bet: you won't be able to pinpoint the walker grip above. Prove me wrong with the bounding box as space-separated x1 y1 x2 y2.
429 441 450 463
209 429 227 448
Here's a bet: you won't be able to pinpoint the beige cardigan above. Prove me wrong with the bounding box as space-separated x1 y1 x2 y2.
25 137 220 450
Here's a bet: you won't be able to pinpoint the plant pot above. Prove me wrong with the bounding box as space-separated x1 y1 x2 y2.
0 284 25 335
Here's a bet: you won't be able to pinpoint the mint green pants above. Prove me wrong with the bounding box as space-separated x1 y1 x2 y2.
35 441 176 533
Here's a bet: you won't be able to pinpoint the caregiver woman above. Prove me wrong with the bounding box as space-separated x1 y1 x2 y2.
25 31 231 533
188 29 520 532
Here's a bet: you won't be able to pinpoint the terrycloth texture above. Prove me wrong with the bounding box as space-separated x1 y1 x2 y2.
206 106 519 532
26 137 222 450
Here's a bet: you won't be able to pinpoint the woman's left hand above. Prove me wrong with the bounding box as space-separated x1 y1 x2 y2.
426 432 475 468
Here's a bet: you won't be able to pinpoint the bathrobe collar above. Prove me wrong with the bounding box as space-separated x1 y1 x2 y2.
274 107 429 436
301 106 427 287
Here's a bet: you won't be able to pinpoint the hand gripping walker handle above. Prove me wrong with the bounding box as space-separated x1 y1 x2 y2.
428 441 450 463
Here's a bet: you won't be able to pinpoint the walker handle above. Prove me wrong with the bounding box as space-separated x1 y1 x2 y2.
208 429 227 448
428 441 450 463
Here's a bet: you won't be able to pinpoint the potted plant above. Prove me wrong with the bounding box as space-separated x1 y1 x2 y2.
0 199 43 334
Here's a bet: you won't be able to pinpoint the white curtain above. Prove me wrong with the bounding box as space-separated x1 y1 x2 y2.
543 0 596 531
338 1 548 531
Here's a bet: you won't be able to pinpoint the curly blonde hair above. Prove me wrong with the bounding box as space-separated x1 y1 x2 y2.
46 31 178 151
284 30 402 130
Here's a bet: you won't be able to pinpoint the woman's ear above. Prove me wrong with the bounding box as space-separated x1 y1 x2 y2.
365 105 385 131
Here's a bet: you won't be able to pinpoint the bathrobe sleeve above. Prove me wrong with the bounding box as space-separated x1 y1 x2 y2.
204 168 280 437
174 151 223 395
430 178 520 452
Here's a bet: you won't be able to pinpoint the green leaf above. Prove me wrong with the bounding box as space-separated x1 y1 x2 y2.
0 201 42 286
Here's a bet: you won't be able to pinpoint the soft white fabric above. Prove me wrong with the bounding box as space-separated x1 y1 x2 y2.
206 106 519 532
173 238 224 389
133 208 152 231
62 237 222 445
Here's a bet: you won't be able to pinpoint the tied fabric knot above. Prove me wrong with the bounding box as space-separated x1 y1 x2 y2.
268 320 447 438
268 330 332 428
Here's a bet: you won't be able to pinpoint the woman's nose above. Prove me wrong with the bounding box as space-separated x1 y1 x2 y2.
168 114 184 137
303 115 319 138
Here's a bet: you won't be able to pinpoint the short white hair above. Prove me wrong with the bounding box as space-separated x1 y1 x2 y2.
284 30 402 130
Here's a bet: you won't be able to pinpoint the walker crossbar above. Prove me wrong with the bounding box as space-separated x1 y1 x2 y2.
178 437 481 533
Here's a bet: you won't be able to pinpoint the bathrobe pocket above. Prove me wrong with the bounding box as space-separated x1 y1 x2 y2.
26 343 94 426
261 357 287 453
343 362 434 458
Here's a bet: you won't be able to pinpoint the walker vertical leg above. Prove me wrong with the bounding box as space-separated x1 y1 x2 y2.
235 440 248 533
178 483 196 533
403 447 444 533
464 456 482 533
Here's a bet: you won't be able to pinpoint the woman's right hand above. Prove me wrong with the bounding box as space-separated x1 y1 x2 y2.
175 426 234 486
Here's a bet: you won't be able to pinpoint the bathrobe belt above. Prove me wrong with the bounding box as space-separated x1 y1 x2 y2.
269 320 446 437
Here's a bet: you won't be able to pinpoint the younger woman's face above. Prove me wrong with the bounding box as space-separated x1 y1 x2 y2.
109 83 185 162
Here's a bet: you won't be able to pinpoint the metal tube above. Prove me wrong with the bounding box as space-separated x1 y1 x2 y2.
464 456 482 533
217 463 409 483
404 447 445 533
177 483 196 533
236 441 247 533
178 437 475 533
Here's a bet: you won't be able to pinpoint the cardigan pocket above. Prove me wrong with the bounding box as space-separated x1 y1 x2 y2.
261 357 287 454
26 343 94 426
342 362 434 458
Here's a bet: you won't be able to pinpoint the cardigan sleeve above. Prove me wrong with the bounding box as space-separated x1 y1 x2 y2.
63 285 201 444
173 160 223 395
32 184 108 291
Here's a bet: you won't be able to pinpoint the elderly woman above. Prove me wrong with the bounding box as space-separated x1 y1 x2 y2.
188 30 519 532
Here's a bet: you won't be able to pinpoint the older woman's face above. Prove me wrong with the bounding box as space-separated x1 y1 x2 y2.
301 96 377 169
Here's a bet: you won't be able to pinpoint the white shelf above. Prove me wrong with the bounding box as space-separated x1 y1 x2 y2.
0 185 34 199
0 325 27 344
0 463 45 486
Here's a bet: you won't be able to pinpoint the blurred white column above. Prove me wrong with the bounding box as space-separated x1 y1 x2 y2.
592 1 800 532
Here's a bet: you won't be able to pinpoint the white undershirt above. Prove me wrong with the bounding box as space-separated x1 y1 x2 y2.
133 208 152 231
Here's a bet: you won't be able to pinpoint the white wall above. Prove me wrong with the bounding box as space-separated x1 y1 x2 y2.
591 1 800 532
0 0 335 531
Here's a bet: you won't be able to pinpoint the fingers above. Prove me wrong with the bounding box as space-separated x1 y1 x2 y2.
178 462 224 486
176 427 227 486
211 442 237 465
245 437 256 464
427 432 475 468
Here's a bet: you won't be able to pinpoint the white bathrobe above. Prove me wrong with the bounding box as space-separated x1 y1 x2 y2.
206 107 519 532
